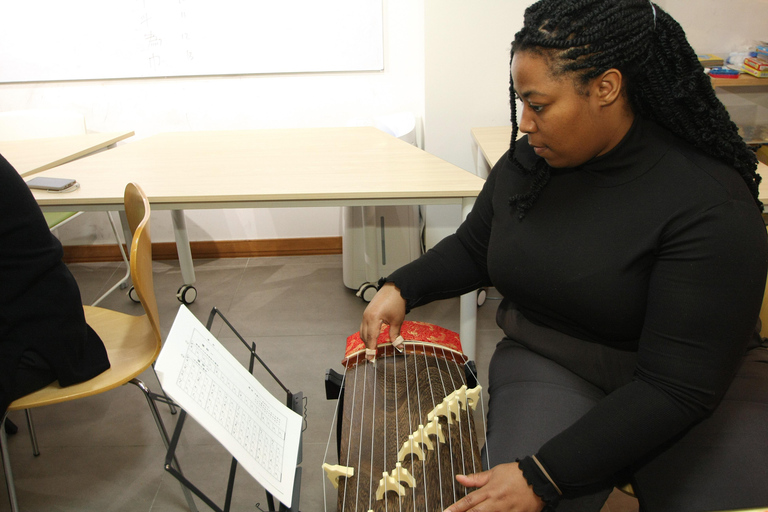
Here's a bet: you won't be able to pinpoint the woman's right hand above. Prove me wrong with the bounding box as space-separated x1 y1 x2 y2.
360 282 407 362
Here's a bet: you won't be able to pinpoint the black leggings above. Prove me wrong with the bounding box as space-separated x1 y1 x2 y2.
484 339 768 512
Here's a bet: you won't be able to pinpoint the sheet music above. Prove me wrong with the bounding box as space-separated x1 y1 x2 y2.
155 305 302 507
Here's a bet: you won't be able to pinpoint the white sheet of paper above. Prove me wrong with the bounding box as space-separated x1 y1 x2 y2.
155 305 302 507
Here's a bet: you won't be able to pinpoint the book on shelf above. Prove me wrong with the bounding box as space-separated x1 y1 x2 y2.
698 53 724 67
744 56 768 72
742 63 768 78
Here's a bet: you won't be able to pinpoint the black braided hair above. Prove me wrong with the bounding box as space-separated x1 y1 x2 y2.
508 0 762 219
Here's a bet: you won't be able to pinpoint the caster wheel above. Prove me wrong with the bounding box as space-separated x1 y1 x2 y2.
128 286 140 303
361 284 379 302
477 288 487 307
176 285 198 305
356 283 379 303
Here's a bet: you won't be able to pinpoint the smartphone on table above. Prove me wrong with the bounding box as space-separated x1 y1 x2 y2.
26 177 79 192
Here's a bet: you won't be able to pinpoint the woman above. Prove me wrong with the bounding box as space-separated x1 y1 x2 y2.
360 1 768 511
0 154 110 417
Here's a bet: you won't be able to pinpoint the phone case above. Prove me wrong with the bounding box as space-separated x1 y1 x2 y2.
26 177 78 191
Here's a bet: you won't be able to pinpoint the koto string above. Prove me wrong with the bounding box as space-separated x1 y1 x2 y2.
341 358 360 512
380 351 389 512
392 349 402 512
323 369 347 511
369 359 378 512
465 362 490 472
410 348 429 511
392 350 403 512
453 348 475 489
434 348 457 503
395 347 415 512
462 362 479 478
400 349 417 512
422 348 444 511
355 361 370 511
440 347 468 498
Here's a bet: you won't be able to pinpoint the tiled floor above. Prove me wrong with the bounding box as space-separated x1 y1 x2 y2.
0 255 639 512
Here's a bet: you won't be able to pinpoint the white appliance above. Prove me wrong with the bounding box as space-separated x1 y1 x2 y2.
342 204 423 301
342 112 424 301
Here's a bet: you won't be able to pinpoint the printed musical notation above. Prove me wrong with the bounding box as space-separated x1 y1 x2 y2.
155 305 302 507
175 328 288 479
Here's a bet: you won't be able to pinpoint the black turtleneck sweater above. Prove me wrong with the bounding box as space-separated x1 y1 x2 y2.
387 117 768 493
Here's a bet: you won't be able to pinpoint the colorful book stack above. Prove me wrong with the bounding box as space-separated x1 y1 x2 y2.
743 44 768 78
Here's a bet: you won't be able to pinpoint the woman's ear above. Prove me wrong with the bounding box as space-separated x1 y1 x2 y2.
594 68 624 106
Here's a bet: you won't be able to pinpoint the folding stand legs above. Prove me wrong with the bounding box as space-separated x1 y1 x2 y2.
158 307 305 511
131 379 199 512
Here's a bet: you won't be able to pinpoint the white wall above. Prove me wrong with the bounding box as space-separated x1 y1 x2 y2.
657 0 768 55
423 0 526 248
0 0 425 245
2 0 764 249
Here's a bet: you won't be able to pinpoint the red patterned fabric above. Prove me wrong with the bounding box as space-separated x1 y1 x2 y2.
345 321 463 358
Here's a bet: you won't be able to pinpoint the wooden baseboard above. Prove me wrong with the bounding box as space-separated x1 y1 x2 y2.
62 236 342 263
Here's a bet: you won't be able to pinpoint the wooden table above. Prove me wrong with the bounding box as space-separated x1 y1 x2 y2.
1 131 136 305
26 126 487 359
0 131 135 176
471 126 513 178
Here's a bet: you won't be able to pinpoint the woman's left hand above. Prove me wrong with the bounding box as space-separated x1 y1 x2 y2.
443 462 545 512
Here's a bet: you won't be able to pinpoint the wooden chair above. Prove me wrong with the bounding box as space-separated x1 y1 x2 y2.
0 183 196 512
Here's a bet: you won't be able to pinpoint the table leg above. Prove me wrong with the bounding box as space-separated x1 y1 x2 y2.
171 209 196 286
459 197 477 361
472 139 491 179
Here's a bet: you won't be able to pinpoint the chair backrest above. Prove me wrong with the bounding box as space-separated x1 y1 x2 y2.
124 183 161 345
0 109 86 140
124 183 147 238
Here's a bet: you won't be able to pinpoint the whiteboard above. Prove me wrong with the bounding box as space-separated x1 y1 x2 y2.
0 0 384 83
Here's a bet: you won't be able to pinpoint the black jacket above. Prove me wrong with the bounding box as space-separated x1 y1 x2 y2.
0 154 109 414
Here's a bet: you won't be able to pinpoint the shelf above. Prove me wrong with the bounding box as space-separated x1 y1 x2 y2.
711 75 768 88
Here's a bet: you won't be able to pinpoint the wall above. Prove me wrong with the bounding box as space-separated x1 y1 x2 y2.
0 0 425 246
423 0 526 248
2 0 765 249
657 0 767 55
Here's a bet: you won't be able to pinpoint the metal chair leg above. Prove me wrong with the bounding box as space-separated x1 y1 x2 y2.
130 378 198 512
23 409 40 456
1 414 21 512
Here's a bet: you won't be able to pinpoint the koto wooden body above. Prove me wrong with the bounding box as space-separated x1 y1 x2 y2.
335 346 482 512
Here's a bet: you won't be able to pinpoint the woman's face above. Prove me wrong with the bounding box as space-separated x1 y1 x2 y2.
511 50 622 168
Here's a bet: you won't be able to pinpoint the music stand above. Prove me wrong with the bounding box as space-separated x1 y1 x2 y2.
161 307 305 512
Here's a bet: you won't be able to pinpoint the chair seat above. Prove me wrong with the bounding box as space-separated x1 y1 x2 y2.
8 306 159 411
43 211 80 230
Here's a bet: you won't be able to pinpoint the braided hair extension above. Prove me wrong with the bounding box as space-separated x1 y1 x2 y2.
508 0 762 219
